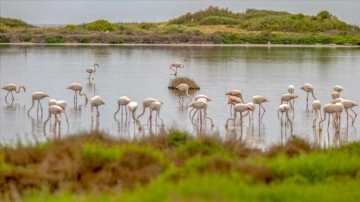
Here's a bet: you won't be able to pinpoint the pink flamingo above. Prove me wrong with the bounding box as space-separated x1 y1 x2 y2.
27 91 50 116
114 96 131 119
67 83 88 104
2 83 26 101
86 63 99 79
170 58 186 76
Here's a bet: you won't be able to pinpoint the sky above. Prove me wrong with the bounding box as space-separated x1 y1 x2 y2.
1 0 359 26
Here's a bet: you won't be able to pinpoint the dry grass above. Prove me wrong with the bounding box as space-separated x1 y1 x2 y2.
195 25 249 34
168 77 200 90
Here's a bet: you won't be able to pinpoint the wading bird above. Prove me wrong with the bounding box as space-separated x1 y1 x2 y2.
2 84 26 101
225 103 254 128
278 103 293 133
170 58 186 76
43 105 64 134
225 90 244 103
128 101 141 130
334 85 343 93
67 83 88 104
319 102 344 132
56 100 69 129
227 95 243 116
188 94 212 119
300 83 317 107
176 83 191 101
280 93 298 110
288 85 295 94
251 95 269 122
148 100 164 126
187 98 214 127
137 98 158 119
312 100 321 128
86 63 99 79
90 95 105 116
27 91 49 116
332 98 358 125
114 96 131 119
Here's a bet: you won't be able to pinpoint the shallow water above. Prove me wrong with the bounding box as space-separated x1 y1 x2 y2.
1 45 359 149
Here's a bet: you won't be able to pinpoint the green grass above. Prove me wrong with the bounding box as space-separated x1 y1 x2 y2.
0 131 359 201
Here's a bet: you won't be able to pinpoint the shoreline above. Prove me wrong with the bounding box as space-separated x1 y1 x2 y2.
1 42 360 48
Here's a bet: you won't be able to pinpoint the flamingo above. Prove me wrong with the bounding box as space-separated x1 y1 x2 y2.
251 95 269 122
334 85 343 92
280 93 298 110
300 83 317 107
331 91 340 100
136 98 158 119
43 105 64 133
312 100 321 128
56 100 69 129
341 99 358 125
319 102 344 131
27 91 49 115
247 102 255 122
288 85 295 94
128 101 141 130
225 103 254 128
67 83 88 104
277 103 293 133
90 95 105 116
332 98 358 125
176 83 191 101
225 90 244 103
170 58 186 76
187 98 214 127
227 95 243 115
86 63 99 79
2 84 26 101
188 94 212 118
148 101 164 126
114 96 131 119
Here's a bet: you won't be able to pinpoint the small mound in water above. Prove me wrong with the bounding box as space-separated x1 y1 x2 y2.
168 77 200 90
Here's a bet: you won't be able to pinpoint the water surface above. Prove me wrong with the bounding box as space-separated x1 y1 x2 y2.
1 45 359 149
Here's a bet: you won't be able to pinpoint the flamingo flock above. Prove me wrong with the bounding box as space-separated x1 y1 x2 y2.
1 59 359 141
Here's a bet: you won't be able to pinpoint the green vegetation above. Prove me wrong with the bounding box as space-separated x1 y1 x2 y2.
0 6 359 45
0 130 359 201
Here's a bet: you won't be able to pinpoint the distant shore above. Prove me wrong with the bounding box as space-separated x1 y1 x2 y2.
1 42 360 48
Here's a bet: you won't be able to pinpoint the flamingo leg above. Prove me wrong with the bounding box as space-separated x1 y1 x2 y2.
350 108 357 125
4 91 10 101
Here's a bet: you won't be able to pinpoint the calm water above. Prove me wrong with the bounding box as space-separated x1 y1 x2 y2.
1 44 360 149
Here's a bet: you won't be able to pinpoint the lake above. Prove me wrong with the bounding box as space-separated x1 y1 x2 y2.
1 44 359 149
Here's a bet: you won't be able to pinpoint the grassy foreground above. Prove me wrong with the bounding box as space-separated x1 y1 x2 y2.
1 130 360 201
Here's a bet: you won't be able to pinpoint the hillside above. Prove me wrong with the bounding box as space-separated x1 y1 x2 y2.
0 6 359 45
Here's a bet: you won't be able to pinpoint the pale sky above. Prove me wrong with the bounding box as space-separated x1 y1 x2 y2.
1 0 359 26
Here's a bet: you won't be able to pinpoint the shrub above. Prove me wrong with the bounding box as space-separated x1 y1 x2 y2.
79 37 90 43
0 35 10 43
85 19 116 32
65 24 77 32
109 38 124 44
199 16 240 25
45 36 66 43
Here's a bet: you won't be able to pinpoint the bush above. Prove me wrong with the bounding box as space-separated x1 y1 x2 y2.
85 19 116 32
0 35 10 43
65 24 77 32
45 36 66 43
199 16 240 25
79 37 90 43
109 38 124 44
